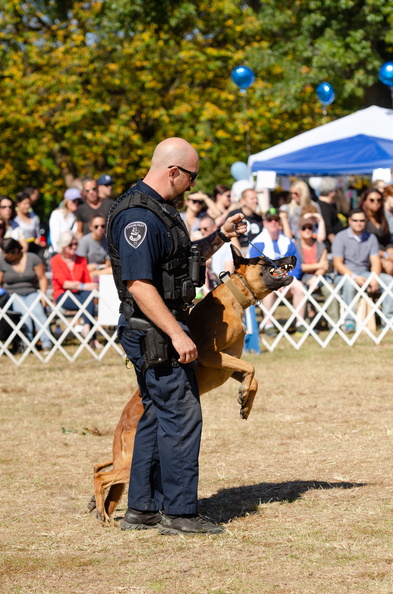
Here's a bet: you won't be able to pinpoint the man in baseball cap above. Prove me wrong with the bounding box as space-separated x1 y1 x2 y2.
97 174 114 199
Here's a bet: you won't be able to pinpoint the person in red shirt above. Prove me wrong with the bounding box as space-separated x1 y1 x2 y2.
50 231 98 340
296 216 339 327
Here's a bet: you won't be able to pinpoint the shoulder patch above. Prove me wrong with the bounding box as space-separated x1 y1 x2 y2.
124 222 147 249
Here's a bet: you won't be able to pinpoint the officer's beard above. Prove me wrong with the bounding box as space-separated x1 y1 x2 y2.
170 193 186 210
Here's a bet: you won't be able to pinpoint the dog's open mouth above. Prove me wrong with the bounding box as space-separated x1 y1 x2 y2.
269 263 294 278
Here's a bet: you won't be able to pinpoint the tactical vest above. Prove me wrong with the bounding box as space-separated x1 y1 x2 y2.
106 189 202 320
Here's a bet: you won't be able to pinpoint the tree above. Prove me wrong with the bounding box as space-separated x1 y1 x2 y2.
0 0 392 219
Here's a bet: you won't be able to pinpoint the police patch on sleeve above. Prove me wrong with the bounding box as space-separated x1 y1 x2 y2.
124 222 147 249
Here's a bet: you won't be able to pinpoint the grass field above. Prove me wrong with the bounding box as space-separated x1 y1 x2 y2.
1 336 393 593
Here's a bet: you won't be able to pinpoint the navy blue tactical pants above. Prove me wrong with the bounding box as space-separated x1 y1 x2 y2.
119 326 202 515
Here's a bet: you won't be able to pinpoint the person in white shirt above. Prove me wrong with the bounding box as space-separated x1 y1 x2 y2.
49 188 82 254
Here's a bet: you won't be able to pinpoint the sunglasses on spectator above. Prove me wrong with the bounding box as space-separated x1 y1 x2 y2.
368 198 382 203
168 165 198 182
301 225 314 231
189 199 204 205
351 218 366 223
93 224 106 229
68 242 78 248
84 188 97 193
266 216 280 222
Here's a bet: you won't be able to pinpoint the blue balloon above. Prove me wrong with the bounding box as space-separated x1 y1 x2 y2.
316 82 335 106
379 62 393 87
231 161 249 181
231 66 255 90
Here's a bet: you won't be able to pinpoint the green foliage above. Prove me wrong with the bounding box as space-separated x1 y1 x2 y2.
0 0 392 218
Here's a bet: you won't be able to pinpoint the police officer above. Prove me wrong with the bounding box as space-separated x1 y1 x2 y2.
107 137 246 535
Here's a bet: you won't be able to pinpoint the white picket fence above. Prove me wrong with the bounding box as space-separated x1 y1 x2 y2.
1 273 393 365
258 273 393 351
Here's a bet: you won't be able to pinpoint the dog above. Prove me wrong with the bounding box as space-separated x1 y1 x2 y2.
90 245 295 521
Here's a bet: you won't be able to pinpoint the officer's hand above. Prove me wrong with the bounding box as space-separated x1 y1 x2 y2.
172 332 198 364
222 213 247 237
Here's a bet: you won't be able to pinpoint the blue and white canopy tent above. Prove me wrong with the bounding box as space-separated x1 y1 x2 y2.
248 106 393 176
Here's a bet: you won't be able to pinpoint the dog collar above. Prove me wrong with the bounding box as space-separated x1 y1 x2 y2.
219 271 256 308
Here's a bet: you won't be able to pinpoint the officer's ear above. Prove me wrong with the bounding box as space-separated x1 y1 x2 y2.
168 166 178 181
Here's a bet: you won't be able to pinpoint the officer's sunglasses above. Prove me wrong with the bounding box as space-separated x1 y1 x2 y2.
168 165 198 183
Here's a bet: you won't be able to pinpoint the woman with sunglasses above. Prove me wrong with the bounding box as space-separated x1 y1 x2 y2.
280 181 325 242
359 188 393 275
296 216 339 326
0 196 28 251
180 192 206 238
206 184 232 227
50 231 98 342
49 188 82 255
14 191 41 247
76 213 111 275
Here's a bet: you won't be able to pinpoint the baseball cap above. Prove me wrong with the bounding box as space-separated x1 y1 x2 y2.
64 188 82 201
264 207 280 221
97 174 113 186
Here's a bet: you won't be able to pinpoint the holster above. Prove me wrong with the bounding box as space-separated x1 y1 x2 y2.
128 317 170 370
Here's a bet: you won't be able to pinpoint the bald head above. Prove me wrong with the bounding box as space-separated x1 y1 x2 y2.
144 137 199 204
150 137 198 170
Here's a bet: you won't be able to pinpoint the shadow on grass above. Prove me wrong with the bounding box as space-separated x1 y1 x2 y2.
200 480 367 523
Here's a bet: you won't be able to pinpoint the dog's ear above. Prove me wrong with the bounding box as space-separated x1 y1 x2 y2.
230 244 244 267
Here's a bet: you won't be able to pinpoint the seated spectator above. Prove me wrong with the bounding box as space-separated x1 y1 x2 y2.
384 184 393 236
335 188 350 228
332 208 393 333
50 231 99 346
296 216 339 326
359 187 393 275
0 196 28 251
49 188 82 255
198 215 235 294
97 174 114 200
77 214 111 275
207 184 232 227
227 189 263 254
317 177 343 252
180 192 206 238
373 179 388 194
22 186 40 208
250 208 306 336
0 216 5 245
0 238 52 351
76 177 114 237
279 180 324 241
14 191 42 252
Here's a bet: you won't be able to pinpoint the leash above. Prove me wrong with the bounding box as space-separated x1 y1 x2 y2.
235 223 278 269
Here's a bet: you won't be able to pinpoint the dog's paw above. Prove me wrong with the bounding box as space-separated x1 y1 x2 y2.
240 401 253 420
239 392 256 420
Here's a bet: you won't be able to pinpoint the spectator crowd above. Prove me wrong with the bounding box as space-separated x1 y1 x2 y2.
1 171 393 354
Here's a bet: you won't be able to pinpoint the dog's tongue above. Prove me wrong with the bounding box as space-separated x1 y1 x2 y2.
272 268 285 277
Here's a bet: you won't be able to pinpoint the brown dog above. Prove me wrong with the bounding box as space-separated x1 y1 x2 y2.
90 246 295 521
